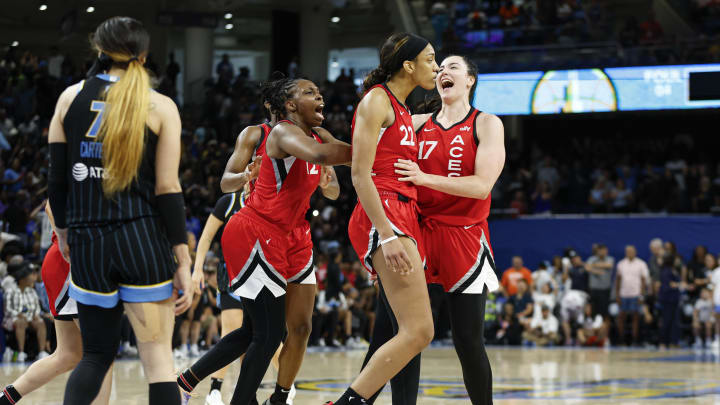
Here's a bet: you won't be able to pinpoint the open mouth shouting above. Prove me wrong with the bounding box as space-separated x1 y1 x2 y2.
440 77 455 92
314 103 325 122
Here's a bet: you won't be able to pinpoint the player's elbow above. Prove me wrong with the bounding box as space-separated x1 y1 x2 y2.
472 179 492 200
155 179 182 195
219 175 235 193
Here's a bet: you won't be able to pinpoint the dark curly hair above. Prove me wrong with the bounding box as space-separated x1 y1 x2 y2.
259 72 299 119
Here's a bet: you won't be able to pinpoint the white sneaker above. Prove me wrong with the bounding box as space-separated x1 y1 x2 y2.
2 348 13 363
693 337 703 349
123 342 138 356
174 348 188 360
190 344 200 358
37 350 50 360
16 352 27 362
287 384 296 405
205 389 225 405
345 337 356 348
711 339 720 351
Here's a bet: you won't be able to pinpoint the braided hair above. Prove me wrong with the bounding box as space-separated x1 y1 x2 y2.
259 72 299 119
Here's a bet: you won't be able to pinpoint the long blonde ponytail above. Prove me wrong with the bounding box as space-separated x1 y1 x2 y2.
98 56 150 196
90 16 152 197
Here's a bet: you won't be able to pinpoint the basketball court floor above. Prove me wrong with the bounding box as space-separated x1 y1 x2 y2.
3 346 719 404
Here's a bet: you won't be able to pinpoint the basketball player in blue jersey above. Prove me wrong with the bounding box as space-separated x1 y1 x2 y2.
48 17 193 405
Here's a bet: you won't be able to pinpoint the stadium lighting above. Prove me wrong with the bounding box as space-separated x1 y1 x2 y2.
331 16 340 23
312 210 319 217
11 41 19 47
331 61 339 68
86 6 95 13
39 4 47 11
225 23 233 30
224 13 233 19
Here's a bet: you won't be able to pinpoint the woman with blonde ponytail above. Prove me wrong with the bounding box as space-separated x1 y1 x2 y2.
47 16 193 405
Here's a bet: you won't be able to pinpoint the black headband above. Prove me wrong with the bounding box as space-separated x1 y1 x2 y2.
392 34 429 71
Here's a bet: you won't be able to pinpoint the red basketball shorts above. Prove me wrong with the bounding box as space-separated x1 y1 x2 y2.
286 222 315 285
41 240 77 319
222 211 315 299
348 192 425 274
422 219 499 294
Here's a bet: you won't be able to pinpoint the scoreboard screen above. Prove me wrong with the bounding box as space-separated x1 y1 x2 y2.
472 64 720 115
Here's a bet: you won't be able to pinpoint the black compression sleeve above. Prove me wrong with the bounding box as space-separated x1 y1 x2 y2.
48 142 69 228
157 192 188 245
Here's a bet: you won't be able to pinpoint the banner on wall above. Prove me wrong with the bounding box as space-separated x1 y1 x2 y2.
472 64 720 115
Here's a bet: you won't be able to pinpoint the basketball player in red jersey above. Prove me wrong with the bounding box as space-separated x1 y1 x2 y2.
331 33 439 405
0 203 112 405
178 77 350 405
393 55 505 405
184 77 340 405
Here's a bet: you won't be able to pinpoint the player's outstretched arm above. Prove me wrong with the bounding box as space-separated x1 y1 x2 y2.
275 123 351 165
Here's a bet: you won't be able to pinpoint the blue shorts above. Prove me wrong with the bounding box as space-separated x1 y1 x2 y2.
715 305 720 314
621 297 640 313
217 291 243 311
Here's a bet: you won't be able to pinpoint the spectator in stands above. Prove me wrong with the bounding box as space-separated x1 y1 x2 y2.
586 244 614 321
532 261 556 293
657 253 682 349
430 1 450 49
648 238 664 290
509 190 528 217
523 304 559 346
531 181 553 214
532 282 556 322
577 302 607 347
501 256 533 296
3 158 24 193
2 262 48 361
692 176 715 212
560 289 588 345
499 0 521 26
639 11 664 44
615 245 649 346
692 287 714 348
610 179 633 212
588 177 610 213
495 302 523 345
687 246 711 299
468 9 488 30
215 53 234 84
510 279 534 326
564 251 588 292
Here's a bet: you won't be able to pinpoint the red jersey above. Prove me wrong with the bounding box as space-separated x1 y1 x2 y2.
416 108 491 226
247 123 271 193
352 84 419 200
243 121 322 234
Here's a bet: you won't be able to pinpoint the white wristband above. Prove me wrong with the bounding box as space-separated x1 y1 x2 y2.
380 235 398 245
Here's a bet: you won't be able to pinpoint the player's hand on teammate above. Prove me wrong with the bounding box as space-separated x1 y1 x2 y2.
56 228 70 263
395 159 428 186
319 166 333 189
247 155 262 181
381 236 414 276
